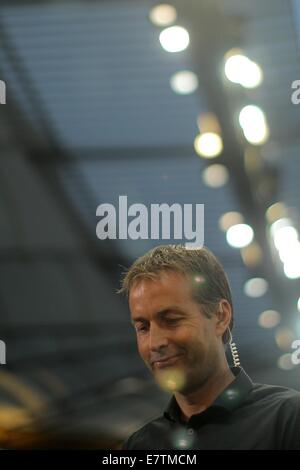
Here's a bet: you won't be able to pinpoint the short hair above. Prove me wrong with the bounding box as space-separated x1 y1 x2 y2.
118 245 233 343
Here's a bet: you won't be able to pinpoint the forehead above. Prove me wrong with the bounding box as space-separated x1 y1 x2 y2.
129 270 194 314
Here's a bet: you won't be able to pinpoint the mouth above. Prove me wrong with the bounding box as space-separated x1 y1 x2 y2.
151 354 183 369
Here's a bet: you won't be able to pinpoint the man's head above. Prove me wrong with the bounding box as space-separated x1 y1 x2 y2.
119 245 233 394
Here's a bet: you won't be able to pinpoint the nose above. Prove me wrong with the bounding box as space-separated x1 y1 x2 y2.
149 323 168 352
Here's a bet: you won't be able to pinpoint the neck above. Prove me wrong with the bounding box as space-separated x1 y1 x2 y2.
174 360 235 421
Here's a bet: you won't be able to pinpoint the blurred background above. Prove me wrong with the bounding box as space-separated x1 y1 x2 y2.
0 0 300 449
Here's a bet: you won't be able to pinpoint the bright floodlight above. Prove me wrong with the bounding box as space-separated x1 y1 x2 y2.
277 241 300 264
149 4 177 26
283 255 300 279
270 218 300 270
270 218 293 237
226 223 254 248
224 54 263 88
194 132 223 158
239 105 269 145
159 26 190 53
273 226 299 251
170 70 198 94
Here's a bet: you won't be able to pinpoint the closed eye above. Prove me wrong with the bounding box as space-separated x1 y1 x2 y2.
134 323 149 333
164 317 181 326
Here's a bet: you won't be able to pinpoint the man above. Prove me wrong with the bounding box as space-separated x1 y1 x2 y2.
119 245 300 450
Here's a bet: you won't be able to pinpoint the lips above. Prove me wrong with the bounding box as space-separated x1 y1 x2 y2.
151 354 182 369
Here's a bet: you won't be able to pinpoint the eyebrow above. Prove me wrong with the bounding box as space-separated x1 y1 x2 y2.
131 307 185 325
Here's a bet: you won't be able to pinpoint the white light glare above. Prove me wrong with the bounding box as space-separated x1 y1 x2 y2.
225 54 263 89
270 218 294 238
170 71 198 94
277 241 300 264
194 133 223 158
226 223 254 249
283 254 300 279
239 105 269 145
159 26 190 53
270 218 300 278
273 226 298 250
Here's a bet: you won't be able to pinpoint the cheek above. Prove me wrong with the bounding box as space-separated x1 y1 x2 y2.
181 324 211 354
177 323 203 342
136 336 148 360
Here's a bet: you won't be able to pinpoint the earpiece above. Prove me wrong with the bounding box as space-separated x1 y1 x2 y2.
228 328 241 367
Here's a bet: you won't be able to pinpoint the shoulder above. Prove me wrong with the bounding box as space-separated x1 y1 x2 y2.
122 415 166 450
251 382 300 407
241 382 300 426
250 383 300 449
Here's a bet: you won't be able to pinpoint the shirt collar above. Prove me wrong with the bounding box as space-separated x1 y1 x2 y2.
164 367 253 422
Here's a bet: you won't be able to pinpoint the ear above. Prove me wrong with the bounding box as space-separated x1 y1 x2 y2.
215 299 232 340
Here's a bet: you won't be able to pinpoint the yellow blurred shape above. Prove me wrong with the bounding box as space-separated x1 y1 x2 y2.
244 147 263 174
0 405 32 430
275 327 295 351
156 368 185 393
197 113 221 135
0 370 46 413
258 310 281 329
265 202 287 224
202 164 229 188
240 242 262 267
149 4 177 27
219 211 244 232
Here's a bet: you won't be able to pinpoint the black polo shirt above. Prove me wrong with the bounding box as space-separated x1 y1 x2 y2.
123 367 300 450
